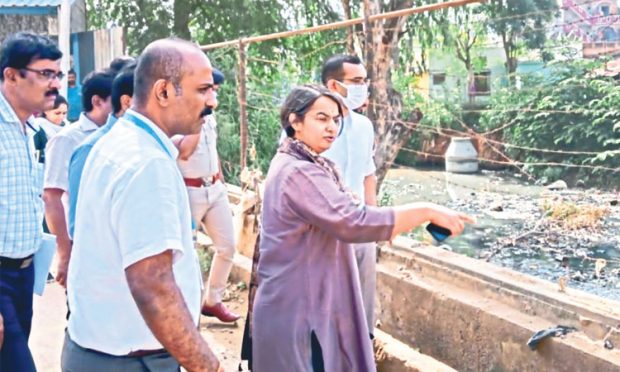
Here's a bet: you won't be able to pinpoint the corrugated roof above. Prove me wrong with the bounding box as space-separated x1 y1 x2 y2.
0 0 74 7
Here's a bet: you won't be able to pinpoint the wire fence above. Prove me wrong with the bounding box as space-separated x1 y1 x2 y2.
194 1 620 298
198 0 619 191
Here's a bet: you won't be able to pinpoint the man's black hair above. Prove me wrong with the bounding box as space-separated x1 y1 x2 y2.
0 32 62 81
81 70 115 112
320 54 362 85
111 62 136 114
213 68 225 85
109 56 135 73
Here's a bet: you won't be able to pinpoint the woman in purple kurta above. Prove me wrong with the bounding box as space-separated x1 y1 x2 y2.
251 85 473 372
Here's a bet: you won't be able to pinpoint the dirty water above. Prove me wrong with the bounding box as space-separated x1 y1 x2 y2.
382 167 620 301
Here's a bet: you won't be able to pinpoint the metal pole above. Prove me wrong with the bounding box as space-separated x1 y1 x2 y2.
58 0 71 98
238 40 248 170
200 0 482 50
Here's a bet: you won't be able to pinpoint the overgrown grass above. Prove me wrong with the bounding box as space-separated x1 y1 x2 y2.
542 200 609 230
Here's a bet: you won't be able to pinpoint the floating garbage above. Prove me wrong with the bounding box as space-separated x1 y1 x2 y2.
527 325 577 350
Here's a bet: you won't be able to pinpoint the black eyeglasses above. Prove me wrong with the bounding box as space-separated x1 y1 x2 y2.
21 67 65 81
340 77 371 85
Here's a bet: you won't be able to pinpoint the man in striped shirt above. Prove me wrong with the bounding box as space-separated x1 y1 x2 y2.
0 32 62 372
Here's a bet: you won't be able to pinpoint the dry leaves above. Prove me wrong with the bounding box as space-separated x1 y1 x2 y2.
558 276 567 292
542 200 609 230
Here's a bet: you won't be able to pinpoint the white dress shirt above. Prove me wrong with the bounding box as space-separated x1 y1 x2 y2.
44 113 99 234
176 115 219 178
322 111 376 203
33 116 65 139
67 109 202 355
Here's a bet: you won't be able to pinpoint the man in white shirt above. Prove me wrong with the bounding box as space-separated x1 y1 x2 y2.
321 54 379 336
43 70 114 287
61 38 221 372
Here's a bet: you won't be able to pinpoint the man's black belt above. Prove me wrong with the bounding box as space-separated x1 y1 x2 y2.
0 254 34 269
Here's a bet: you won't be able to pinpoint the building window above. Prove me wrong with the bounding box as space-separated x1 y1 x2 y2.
600 4 610 16
432 73 446 85
471 71 491 96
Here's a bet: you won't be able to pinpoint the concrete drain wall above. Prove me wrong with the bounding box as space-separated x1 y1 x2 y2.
376 236 620 371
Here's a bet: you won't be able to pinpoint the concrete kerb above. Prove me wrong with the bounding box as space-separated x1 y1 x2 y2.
374 329 458 372
382 235 620 341
376 236 620 371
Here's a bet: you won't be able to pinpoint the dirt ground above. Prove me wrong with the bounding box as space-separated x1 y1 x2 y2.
199 286 249 370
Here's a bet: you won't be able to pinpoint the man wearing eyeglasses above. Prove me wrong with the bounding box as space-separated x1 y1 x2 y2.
0 32 62 372
321 54 378 338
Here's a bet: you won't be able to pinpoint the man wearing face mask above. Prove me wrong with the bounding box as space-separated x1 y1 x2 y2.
321 54 378 337
173 68 240 323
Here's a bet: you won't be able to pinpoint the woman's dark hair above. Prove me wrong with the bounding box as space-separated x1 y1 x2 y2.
41 95 67 118
280 84 343 138
0 32 62 81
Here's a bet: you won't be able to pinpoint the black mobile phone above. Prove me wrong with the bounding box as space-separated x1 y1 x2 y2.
426 223 452 242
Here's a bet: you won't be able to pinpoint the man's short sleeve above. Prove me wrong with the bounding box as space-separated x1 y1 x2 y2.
44 133 75 192
110 159 185 269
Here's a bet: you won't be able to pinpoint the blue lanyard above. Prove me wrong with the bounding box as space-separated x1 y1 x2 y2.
124 111 173 158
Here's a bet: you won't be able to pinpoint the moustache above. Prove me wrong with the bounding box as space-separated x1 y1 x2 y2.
45 89 59 97
200 107 213 118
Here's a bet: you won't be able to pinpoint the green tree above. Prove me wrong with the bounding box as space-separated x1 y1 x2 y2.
362 0 466 184
86 0 288 54
440 6 487 102
480 0 558 84
479 59 620 187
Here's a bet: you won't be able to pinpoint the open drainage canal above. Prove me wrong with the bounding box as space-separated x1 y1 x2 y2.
383 167 620 301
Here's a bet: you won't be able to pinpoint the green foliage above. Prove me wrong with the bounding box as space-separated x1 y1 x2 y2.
196 244 213 276
211 27 348 181
87 0 288 55
378 188 394 207
480 0 558 78
479 59 620 187
393 68 469 166
87 0 345 182
86 0 617 190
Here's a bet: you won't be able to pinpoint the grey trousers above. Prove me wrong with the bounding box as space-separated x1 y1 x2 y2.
353 242 377 335
61 332 179 372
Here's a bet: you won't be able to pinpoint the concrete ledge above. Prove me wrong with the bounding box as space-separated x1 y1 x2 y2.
376 238 620 371
381 236 620 341
374 329 456 372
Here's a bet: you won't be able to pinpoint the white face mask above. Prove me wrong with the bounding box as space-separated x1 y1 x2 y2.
336 81 368 110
